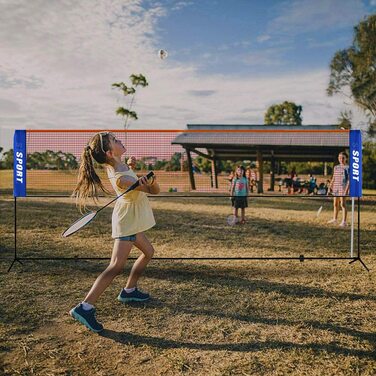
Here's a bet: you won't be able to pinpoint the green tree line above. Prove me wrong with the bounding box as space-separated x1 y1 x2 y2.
0 150 79 170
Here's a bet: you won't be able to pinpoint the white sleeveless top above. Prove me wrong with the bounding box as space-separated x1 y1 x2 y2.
107 168 155 238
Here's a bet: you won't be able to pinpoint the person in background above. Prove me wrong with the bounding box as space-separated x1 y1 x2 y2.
307 174 317 195
327 152 349 227
246 165 258 193
286 168 296 194
230 165 249 224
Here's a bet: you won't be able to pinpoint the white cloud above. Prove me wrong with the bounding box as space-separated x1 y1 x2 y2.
171 1 194 11
238 46 291 67
306 37 348 49
257 34 271 43
269 0 367 35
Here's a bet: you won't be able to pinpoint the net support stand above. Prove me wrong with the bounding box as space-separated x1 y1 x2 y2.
349 197 369 272
7 197 23 272
350 197 354 258
7 195 370 272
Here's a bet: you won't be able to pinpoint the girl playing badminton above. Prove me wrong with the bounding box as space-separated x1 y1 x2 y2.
230 165 249 224
327 152 349 227
69 132 159 332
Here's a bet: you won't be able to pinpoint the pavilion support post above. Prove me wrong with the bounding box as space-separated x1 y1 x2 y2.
269 154 275 191
180 152 185 172
211 158 218 189
185 148 196 191
256 150 264 194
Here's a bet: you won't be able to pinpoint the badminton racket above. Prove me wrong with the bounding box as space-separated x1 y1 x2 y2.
316 205 323 217
62 171 154 237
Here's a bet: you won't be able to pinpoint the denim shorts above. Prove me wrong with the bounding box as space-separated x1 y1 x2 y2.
116 234 137 242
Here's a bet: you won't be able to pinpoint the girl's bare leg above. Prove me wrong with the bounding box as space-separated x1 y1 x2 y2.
125 233 155 289
234 207 239 221
241 208 245 222
84 240 133 305
340 197 347 223
333 197 340 220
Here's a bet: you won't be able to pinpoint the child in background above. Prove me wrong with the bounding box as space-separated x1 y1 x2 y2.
230 165 249 224
227 170 234 187
308 174 317 195
328 152 349 227
246 165 257 193
69 132 159 333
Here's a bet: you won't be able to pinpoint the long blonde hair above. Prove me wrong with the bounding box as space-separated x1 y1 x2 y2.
72 132 112 212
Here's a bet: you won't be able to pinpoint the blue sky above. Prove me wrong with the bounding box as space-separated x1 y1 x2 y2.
0 0 375 150
158 0 371 75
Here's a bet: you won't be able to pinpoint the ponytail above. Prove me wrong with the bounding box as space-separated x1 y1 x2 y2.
72 144 110 212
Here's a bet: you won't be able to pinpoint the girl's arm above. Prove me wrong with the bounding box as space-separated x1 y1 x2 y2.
345 173 350 195
328 175 334 194
116 175 152 193
127 156 137 170
147 175 160 194
230 180 235 196
246 178 250 195
127 157 145 178
345 166 350 195
345 182 350 195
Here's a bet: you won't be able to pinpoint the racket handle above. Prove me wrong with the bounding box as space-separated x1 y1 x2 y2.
125 171 154 193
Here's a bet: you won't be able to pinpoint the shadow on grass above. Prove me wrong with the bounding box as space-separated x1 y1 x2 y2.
99 329 376 359
8 200 370 260
1 195 375 262
2 258 375 354
152 195 376 213
114 291 376 347
146 265 376 301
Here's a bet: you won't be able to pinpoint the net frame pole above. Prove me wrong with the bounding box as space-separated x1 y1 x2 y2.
7 128 370 272
7 197 23 272
350 197 355 258
349 197 369 271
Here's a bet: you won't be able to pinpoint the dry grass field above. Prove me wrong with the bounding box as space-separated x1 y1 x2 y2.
0 192 375 376
6 169 373 195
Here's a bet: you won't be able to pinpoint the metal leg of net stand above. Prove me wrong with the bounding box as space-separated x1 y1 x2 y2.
7 197 23 272
7 194 371 271
349 197 369 272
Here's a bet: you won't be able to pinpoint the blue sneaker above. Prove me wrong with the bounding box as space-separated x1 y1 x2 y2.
69 303 104 333
117 288 150 303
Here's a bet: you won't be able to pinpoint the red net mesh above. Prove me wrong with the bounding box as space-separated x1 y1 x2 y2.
24 129 350 195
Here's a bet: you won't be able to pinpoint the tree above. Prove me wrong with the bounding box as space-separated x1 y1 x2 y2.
165 152 183 171
25 151 78 170
363 141 376 189
367 119 376 139
337 110 352 129
327 14 376 133
1 149 13 169
193 156 212 173
112 74 149 129
264 101 302 125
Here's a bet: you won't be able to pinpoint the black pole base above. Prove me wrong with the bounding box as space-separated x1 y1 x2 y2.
7 258 23 272
6 256 370 272
349 257 370 272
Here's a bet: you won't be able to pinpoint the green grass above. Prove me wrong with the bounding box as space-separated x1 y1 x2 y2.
0 196 376 375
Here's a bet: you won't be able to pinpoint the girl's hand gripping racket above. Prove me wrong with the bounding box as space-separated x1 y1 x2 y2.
62 171 154 238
